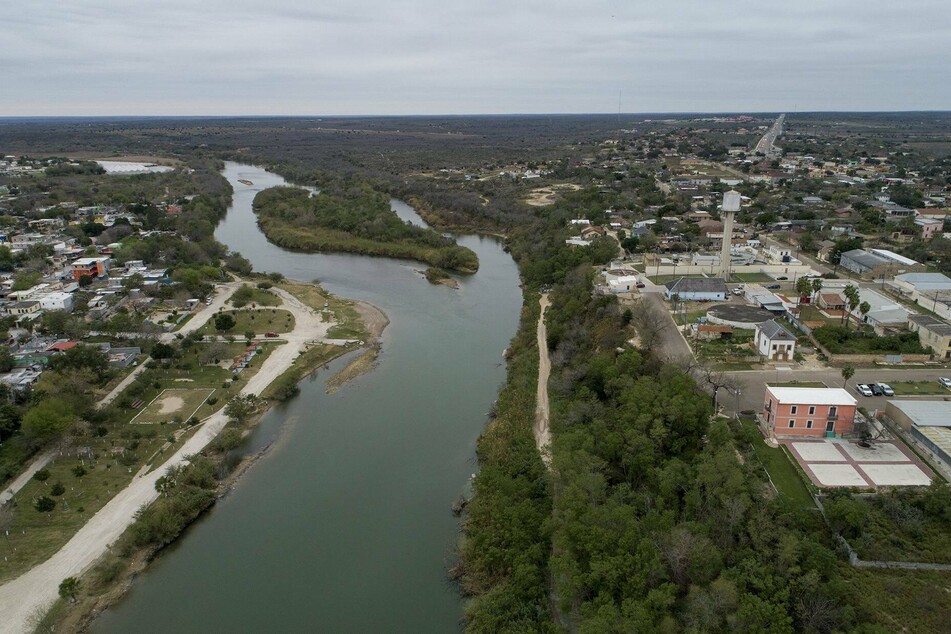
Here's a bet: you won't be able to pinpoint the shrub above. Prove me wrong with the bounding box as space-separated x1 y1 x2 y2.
35 496 56 512
50 482 66 496
72 465 87 478
33 469 50 482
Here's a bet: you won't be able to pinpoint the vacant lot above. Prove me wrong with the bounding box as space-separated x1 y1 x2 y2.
888 381 950 396
132 388 216 424
202 309 296 336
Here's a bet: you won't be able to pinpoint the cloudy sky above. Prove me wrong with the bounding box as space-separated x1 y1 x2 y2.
3 0 949 115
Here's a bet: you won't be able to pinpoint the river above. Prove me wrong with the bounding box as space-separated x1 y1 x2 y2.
91 163 522 632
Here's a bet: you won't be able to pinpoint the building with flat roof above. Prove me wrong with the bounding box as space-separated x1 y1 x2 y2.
907 315 951 358
839 248 924 279
885 399 951 470
763 386 857 438
71 256 110 281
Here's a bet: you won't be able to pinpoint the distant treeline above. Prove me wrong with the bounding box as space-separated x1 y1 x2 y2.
252 185 479 273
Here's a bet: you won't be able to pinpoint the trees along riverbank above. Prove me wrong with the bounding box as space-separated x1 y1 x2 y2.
252 185 479 273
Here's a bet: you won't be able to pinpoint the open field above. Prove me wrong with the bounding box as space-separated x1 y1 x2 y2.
769 381 828 388
131 388 216 424
733 272 773 282
524 183 582 206
888 381 950 396
199 309 296 336
279 281 368 341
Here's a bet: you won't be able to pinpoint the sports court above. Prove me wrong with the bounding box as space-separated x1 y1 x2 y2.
781 437 933 488
131 388 216 424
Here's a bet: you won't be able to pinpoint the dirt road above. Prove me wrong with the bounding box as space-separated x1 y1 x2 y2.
0 282 359 633
534 295 552 466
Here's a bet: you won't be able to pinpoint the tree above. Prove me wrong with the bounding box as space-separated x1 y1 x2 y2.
858 301 871 325
811 277 823 302
58 577 80 603
77 274 94 288
21 398 74 441
150 342 176 359
34 496 55 512
842 284 860 329
841 365 855 388
795 278 812 305
0 345 14 373
214 313 236 332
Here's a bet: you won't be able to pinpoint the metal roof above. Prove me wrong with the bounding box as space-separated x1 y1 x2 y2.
758 319 796 341
888 400 951 427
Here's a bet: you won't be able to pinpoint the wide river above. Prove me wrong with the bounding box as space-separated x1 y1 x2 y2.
92 163 522 632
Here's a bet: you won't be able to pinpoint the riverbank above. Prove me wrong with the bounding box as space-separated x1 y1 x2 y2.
0 278 386 634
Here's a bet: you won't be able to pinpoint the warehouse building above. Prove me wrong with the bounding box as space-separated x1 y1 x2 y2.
884 400 951 470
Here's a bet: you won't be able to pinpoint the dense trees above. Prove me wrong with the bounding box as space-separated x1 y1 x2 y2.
253 185 479 273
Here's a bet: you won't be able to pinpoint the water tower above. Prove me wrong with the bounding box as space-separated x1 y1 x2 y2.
719 190 741 279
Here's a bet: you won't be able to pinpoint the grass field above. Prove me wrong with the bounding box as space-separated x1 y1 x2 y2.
229 284 281 308
200 308 295 336
131 388 216 424
769 381 828 388
888 381 950 396
737 416 815 509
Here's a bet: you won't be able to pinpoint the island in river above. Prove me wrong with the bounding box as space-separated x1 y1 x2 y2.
251 184 479 273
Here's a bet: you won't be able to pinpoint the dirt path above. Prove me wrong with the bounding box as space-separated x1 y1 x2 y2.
0 281 377 633
0 449 55 507
535 295 552 467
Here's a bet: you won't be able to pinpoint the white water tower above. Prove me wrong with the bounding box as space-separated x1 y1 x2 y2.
719 190 741 280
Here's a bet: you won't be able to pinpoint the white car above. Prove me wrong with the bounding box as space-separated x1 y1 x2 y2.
855 384 874 397
940 377 951 388
878 383 894 396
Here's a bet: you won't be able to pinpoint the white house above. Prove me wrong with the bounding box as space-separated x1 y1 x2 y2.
755 319 797 361
37 292 74 312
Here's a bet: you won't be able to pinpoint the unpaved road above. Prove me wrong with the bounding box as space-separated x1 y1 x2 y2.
534 295 552 466
0 282 351 633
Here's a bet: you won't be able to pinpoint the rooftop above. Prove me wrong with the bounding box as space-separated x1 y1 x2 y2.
766 386 856 406
758 319 796 341
887 400 951 427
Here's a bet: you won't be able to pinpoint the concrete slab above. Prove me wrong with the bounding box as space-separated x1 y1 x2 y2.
860 463 932 486
792 442 847 462
836 441 908 463
810 463 868 487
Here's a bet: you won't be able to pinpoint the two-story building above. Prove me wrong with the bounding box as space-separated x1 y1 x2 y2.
754 319 797 361
907 314 951 359
763 386 857 438
71 256 110 281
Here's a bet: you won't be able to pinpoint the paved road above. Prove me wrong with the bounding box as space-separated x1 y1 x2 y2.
754 113 785 156
534 295 552 466
642 291 695 362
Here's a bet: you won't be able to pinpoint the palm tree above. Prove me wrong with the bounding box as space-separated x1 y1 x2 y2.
859 301 871 326
842 284 860 330
841 365 855 388
795 277 812 307
811 277 823 303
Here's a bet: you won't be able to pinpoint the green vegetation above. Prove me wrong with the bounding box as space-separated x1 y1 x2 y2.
202 308 295 336
813 324 928 354
261 343 353 401
253 186 479 272
423 267 452 285
732 272 773 282
735 416 816 508
837 486 951 564
459 296 553 632
229 284 281 308
888 380 950 395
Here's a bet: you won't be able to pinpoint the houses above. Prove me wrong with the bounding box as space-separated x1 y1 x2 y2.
71 256 111 281
907 315 951 359
754 319 797 361
915 217 943 240
763 386 857 438
817 292 846 311
663 277 727 301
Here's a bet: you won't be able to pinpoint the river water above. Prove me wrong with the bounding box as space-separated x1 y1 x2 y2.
92 163 522 632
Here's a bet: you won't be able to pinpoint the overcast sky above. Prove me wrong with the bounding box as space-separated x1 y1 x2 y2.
3 0 949 116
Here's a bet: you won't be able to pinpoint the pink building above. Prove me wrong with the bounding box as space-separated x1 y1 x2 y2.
763 386 857 438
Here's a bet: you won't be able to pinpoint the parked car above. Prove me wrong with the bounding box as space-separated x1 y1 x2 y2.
870 383 884 396
767 284 781 290
878 383 894 396
265 331 279 338
636 283 646 288
776 276 789 281
855 384 874 397
940 377 951 388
